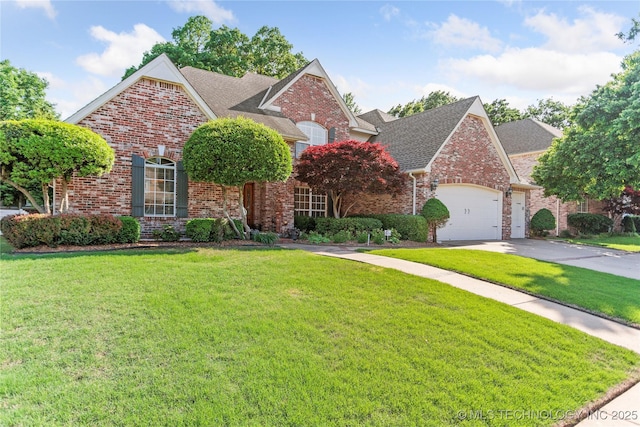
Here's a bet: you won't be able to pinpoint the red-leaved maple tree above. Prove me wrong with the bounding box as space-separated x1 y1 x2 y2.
295 140 406 218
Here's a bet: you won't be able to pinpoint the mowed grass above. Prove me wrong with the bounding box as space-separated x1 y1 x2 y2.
2 248 639 426
369 248 640 325
562 234 640 252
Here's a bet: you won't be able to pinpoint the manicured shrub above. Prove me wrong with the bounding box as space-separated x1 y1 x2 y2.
314 217 383 236
90 214 122 244
186 218 215 242
622 215 639 233
421 198 450 243
567 213 613 235
531 208 556 237
365 214 428 242
152 224 181 242
294 215 316 232
330 230 352 244
58 214 92 246
306 231 331 244
117 216 140 243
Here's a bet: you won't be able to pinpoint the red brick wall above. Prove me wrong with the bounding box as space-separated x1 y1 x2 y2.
350 115 514 239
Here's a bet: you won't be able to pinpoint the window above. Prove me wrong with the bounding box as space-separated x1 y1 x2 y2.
294 187 327 217
577 199 589 213
295 121 328 158
144 157 176 216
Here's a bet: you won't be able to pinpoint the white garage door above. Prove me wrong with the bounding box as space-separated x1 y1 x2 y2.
434 185 502 241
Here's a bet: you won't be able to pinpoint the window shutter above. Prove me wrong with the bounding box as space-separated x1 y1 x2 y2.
176 160 188 218
328 127 336 143
131 155 144 217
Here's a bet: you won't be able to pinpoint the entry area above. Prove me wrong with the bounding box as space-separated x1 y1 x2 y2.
434 185 502 241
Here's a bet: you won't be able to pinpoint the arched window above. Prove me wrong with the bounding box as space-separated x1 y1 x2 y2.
295 121 328 158
144 157 176 216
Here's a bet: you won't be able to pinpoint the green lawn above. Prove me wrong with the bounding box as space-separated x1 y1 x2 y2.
560 234 640 252
2 248 639 426
369 248 640 325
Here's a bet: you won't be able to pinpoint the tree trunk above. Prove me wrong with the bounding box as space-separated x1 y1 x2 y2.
0 177 45 213
221 185 244 239
41 182 51 214
237 185 250 237
59 179 70 213
331 191 342 218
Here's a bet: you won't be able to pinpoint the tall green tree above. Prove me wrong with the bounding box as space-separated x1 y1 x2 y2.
483 98 523 126
0 119 114 213
123 16 307 79
183 117 292 238
617 14 639 43
0 60 58 121
524 98 571 129
342 92 362 114
388 90 461 118
532 50 640 228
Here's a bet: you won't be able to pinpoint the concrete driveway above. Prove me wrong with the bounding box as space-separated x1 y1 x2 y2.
441 239 640 280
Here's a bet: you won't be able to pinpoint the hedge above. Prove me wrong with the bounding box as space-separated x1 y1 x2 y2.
364 214 428 242
530 208 556 237
314 217 383 236
0 213 140 248
622 215 640 233
567 213 613 235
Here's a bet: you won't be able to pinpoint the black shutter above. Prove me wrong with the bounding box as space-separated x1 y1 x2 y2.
328 127 336 143
176 160 188 218
131 155 144 217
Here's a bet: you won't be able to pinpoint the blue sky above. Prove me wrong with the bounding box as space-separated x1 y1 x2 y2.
1 0 638 119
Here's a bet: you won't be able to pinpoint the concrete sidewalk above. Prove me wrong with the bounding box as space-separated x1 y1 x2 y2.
280 243 640 426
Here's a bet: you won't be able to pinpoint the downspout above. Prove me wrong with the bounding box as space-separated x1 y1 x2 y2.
409 172 417 215
556 198 560 236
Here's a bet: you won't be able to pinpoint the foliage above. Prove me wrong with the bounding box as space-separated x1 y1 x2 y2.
314 217 383 236
523 98 571 129
306 230 331 244
388 90 461 118
152 224 181 242
364 214 428 242
124 16 307 79
294 215 316 232
530 208 556 237
0 119 114 214
616 14 639 43
183 117 292 238
330 229 352 244
341 92 362 114
567 213 613 235
421 198 450 243
483 98 523 126
186 218 215 242
0 213 127 248
532 51 640 204
623 215 640 233
251 231 279 246
117 216 141 243
0 60 58 121
296 140 406 218
602 186 640 230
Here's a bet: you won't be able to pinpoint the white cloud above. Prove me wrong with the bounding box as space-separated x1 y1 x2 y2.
416 83 468 100
524 6 627 53
14 0 56 20
427 14 503 53
40 73 110 119
380 4 400 22
443 47 622 96
75 24 165 77
167 0 235 25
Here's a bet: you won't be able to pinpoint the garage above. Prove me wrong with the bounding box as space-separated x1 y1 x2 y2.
434 185 502 241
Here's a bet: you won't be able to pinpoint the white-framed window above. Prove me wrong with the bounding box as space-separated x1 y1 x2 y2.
577 199 589 213
295 121 328 158
294 187 327 217
144 157 176 216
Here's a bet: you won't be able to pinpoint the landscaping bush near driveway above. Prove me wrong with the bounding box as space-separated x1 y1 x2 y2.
2 248 639 426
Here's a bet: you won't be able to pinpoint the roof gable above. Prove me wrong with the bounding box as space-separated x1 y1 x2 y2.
66 54 215 124
358 109 398 129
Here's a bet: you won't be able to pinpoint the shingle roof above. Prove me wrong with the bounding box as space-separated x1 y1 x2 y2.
495 118 563 155
180 66 308 141
370 97 477 171
358 109 398 129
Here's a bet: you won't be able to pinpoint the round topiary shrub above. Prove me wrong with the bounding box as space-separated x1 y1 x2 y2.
530 208 556 237
421 198 450 243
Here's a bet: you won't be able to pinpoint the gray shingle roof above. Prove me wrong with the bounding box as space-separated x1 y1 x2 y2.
180 66 308 141
358 109 398 129
495 118 563 155
370 97 478 171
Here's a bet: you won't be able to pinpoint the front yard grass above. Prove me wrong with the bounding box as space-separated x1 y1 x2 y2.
369 248 640 325
559 234 640 252
2 248 640 426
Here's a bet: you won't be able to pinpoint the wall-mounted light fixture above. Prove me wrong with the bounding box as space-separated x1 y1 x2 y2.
430 178 439 191
158 145 166 156
505 186 513 197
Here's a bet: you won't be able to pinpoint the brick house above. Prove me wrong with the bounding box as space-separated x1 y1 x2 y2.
496 118 605 235
65 54 530 240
